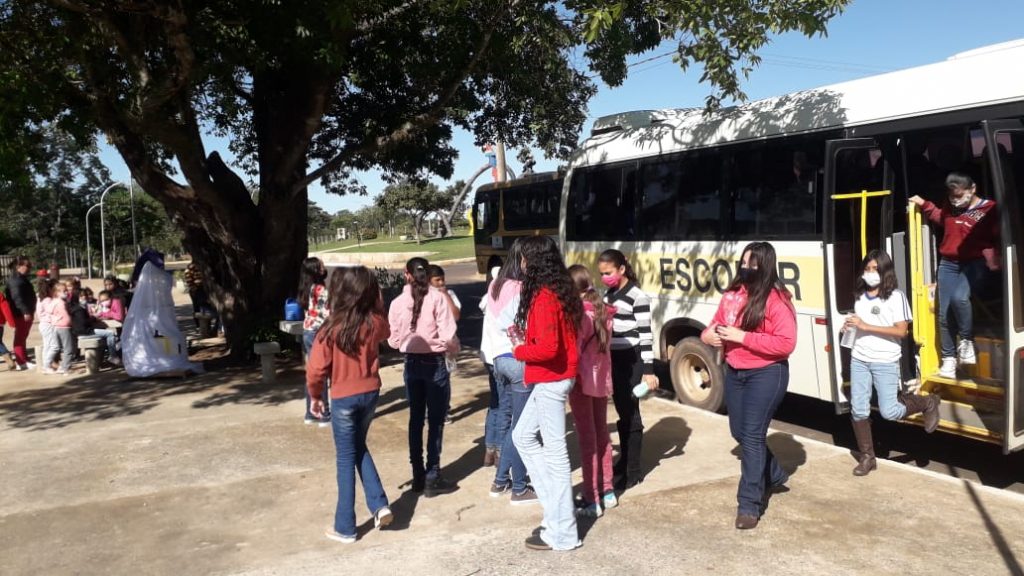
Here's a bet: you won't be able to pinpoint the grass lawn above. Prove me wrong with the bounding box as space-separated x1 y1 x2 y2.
340 235 474 260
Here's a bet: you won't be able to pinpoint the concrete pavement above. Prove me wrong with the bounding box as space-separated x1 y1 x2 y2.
3 347 1024 575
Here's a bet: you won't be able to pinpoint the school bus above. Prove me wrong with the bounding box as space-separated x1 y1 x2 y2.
560 39 1024 452
471 172 563 275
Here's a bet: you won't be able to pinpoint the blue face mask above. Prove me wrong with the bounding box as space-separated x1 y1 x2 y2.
737 267 756 284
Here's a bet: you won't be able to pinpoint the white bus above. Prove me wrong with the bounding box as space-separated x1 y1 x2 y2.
560 40 1024 452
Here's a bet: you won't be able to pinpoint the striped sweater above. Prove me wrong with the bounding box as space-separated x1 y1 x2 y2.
604 281 654 375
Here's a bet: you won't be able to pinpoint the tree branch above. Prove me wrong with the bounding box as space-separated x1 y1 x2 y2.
290 26 496 197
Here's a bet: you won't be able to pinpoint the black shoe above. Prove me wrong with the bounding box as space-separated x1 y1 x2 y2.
411 475 425 493
424 475 457 498
525 534 552 551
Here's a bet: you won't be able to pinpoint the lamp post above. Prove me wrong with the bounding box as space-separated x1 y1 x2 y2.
85 203 101 279
354 220 361 247
99 181 129 278
128 180 139 256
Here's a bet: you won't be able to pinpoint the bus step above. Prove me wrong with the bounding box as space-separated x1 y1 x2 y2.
921 374 1004 398
905 398 1003 444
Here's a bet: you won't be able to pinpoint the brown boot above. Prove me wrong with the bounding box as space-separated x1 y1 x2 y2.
900 392 941 433
851 418 876 476
3 354 15 371
483 448 497 467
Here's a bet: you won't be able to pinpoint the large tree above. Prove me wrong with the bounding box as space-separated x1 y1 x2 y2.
378 179 451 243
0 0 848 355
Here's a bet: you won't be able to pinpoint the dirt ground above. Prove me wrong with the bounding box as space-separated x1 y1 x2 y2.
2 272 1024 575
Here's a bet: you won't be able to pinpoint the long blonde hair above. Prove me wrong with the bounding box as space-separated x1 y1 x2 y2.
568 265 610 353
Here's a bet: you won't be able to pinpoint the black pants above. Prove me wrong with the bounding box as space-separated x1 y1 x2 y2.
611 347 645 483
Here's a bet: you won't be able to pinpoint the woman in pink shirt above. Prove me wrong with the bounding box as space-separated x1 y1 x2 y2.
701 242 797 530
567 265 617 518
387 257 458 497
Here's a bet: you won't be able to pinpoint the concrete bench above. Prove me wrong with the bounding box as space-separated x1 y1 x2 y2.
78 336 106 375
194 311 216 337
253 341 281 383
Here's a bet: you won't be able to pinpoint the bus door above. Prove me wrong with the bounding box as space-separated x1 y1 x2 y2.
982 120 1024 453
822 138 892 411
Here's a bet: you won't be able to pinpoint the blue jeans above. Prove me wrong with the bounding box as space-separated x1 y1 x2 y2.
330 391 389 537
483 364 511 450
303 329 330 420
93 328 119 358
404 354 451 479
850 358 906 422
725 362 789 517
513 379 579 550
494 356 530 491
937 258 992 358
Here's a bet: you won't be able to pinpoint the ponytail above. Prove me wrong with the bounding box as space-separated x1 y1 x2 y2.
406 257 430 331
598 249 638 283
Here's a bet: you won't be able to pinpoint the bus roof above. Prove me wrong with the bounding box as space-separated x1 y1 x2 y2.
576 39 1024 167
475 170 563 193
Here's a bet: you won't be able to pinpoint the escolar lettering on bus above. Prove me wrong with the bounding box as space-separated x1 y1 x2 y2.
658 257 802 301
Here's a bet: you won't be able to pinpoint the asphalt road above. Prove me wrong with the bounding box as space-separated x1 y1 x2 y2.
441 261 1024 494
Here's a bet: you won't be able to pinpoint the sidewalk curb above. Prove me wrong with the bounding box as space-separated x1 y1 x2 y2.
650 396 1024 505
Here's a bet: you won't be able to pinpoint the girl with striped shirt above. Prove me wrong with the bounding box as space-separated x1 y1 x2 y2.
598 249 659 491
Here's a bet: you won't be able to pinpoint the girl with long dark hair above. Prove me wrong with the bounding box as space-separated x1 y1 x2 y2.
568 264 617 517
597 248 657 490
388 257 458 497
510 236 582 551
307 266 393 544
300 256 331 425
483 240 535 503
844 250 940 476
701 242 796 530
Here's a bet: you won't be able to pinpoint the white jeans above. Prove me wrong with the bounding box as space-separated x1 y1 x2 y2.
512 378 580 551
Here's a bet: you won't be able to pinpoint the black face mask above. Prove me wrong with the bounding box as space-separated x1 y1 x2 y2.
737 267 756 284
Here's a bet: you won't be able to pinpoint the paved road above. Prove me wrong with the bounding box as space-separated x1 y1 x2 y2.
442 262 1024 494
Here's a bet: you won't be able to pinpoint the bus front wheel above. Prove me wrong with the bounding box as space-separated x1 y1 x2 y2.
669 337 725 413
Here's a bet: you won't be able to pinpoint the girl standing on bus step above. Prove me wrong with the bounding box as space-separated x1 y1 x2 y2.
300 257 331 426
910 171 1000 379
843 250 942 477
598 249 658 491
307 266 394 544
567 264 618 518
388 257 459 497
511 236 582 551
701 242 796 530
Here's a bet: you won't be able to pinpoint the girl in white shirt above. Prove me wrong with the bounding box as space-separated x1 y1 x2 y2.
842 250 941 476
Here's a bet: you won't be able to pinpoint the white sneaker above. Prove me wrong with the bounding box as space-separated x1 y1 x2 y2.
958 340 977 365
938 357 957 379
23 362 36 371
374 506 393 529
324 528 356 544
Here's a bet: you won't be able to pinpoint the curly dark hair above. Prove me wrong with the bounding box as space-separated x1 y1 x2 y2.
515 236 583 330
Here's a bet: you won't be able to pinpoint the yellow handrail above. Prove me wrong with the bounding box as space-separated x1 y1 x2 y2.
831 189 892 259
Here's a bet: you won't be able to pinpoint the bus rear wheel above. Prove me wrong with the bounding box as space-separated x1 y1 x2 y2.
669 337 725 413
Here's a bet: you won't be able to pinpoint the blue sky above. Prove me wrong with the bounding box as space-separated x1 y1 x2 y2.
97 0 1024 214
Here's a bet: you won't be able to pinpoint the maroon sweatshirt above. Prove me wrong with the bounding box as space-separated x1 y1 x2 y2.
921 198 1000 268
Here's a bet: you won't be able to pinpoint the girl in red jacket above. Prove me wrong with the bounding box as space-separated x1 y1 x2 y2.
510 236 583 551
702 242 797 530
307 266 393 544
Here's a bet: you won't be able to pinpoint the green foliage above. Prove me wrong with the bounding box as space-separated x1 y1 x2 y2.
374 267 406 291
246 318 288 348
377 179 451 241
359 228 378 240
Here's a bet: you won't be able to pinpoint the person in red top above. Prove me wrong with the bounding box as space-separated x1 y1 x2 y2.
911 171 1000 378
510 236 583 552
306 266 393 544
702 242 797 530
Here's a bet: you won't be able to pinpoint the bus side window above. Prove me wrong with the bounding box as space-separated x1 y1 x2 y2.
567 164 638 241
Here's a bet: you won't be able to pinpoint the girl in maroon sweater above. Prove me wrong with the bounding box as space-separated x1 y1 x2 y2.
911 171 1000 378
307 266 393 544
510 236 583 551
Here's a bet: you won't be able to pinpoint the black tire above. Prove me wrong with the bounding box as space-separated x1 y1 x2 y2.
669 336 725 413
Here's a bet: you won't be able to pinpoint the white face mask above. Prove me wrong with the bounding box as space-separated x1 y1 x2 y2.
862 271 881 287
950 194 972 209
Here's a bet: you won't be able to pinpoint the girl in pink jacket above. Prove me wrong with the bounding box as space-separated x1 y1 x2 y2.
567 265 618 517
42 282 74 375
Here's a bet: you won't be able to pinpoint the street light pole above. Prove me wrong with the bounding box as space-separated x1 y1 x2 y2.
129 180 139 256
85 203 101 280
99 181 127 279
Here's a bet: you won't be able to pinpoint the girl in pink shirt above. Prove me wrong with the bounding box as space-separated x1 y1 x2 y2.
567 265 617 518
43 282 74 375
701 242 796 530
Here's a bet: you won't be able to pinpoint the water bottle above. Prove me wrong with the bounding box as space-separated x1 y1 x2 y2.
507 325 525 348
840 327 857 348
632 381 650 399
